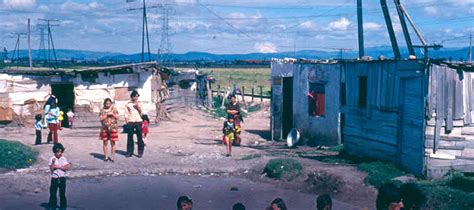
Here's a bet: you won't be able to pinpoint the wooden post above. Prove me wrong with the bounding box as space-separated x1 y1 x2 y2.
251 87 255 102
259 86 263 102
206 80 213 108
241 86 247 108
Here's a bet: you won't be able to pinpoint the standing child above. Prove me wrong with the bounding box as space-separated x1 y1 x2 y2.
223 115 236 157
58 110 64 130
141 114 150 146
66 109 74 129
48 143 71 209
35 114 44 145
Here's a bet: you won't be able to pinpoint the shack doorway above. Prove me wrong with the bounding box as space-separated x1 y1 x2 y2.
51 84 75 128
282 77 293 139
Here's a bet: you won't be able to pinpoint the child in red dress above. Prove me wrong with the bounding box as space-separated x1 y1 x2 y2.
141 114 150 146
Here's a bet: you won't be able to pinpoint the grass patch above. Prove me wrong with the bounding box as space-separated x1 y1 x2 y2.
358 161 405 188
327 144 344 152
200 68 271 96
0 139 38 169
418 182 474 209
305 170 345 194
263 158 303 181
247 104 262 113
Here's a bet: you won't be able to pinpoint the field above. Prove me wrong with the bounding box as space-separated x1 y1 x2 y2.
199 68 271 96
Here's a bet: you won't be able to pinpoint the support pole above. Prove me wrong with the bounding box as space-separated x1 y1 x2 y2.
28 18 32 70
357 0 365 58
380 0 400 59
394 0 415 56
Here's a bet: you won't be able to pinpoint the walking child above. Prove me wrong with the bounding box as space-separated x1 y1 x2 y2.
66 109 75 129
223 115 236 157
35 114 44 145
141 114 150 146
48 143 71 209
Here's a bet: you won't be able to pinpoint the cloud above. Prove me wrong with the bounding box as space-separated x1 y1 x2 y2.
364 22 382 31
424 6 438 15
3 0 35 8
328 17 350 31
254 42 277 53
300 21 316 29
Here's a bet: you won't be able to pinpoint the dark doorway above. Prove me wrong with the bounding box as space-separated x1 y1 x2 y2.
282 77 293 139
51 84 74 128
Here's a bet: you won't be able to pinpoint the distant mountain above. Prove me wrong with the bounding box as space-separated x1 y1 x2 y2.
6 46 471 62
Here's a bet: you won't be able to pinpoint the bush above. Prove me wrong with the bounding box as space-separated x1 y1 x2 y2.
445 173 474 193
419 183 474 209
357 161 405 188
0 139 38 169
305 170 345 194
263 158 303 181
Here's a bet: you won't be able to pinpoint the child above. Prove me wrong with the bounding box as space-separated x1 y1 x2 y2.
35 114 44 145
48 143 71 209
66 109 74 129
223 115 236 157
141 114 150 146
58 110 64 130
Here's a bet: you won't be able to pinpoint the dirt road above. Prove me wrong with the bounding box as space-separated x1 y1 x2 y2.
0 93 376 209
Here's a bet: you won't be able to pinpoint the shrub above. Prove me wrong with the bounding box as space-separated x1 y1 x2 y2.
305 170 345 194
263 158 303 181
357 161 405 188
0 139 38 169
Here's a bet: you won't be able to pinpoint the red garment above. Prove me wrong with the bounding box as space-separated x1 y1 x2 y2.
142 121 149 137
99 129 119 141
47 123 59 143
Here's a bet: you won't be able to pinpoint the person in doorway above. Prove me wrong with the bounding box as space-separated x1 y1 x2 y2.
176 195 193 210
66 109 75 129
124 90 144 158
34 114 44 145
225 94 242 146
99 98 119 162
222 115 236 157
48 143 71 209
141 114 150 146
45 100 60 143
316 194 332 210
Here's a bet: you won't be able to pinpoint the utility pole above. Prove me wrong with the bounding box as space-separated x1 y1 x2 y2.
469 32 472 63
380 0 400 59
127 0 161 62
394 0 415 57
28 18 33 70
38 19 60 69
37 25 47 61
159 5 173 66
357 0 364 58
11 32 27 69
331 48 352 60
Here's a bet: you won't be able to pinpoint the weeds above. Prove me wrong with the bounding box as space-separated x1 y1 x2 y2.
0 139 38 169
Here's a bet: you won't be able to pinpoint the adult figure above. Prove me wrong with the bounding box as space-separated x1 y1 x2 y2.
376 183 404 210
45 99 60 143
266 198 287 210
124 90 144 158
225 94 242 146
99 98 119 162
43 95 57 126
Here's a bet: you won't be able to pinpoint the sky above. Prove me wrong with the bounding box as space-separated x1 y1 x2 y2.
0 0 473 54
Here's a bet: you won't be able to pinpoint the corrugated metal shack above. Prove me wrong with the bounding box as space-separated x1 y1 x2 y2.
271 59 342 146
0 62 169 127
271 58 474 177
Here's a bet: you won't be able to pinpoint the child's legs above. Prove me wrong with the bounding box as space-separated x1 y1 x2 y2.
58 177 67 207
103 140 109 159
110 141 116 159
53 123 59 143
49 178 59 207
35 130 41 144
47 123 54 142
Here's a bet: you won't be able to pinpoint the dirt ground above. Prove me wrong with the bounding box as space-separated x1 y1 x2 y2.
0 100 377 209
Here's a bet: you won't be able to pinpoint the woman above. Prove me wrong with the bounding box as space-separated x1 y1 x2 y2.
226 94 242 146
99 98 119 162
45 100 60 143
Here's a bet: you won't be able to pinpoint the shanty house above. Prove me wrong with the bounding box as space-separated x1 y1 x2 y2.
271 59 342 146
0 62 168 127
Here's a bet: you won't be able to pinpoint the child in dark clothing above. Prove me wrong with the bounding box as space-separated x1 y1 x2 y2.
223 115 236 157
35 114 44 145
48 143 71 209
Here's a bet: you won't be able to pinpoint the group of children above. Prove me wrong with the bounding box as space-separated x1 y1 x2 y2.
35 108 74 145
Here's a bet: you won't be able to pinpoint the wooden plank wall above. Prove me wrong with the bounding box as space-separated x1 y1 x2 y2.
342 60 426 175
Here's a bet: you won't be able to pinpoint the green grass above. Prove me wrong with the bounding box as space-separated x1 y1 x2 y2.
240 153 263 160
357 161 406 188
263 158 303 181
199 68 271 96
0 139 38 169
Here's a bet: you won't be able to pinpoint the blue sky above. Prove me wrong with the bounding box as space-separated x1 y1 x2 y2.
0 0 473 54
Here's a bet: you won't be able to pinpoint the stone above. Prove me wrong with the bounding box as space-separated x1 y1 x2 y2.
33 188 41 193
